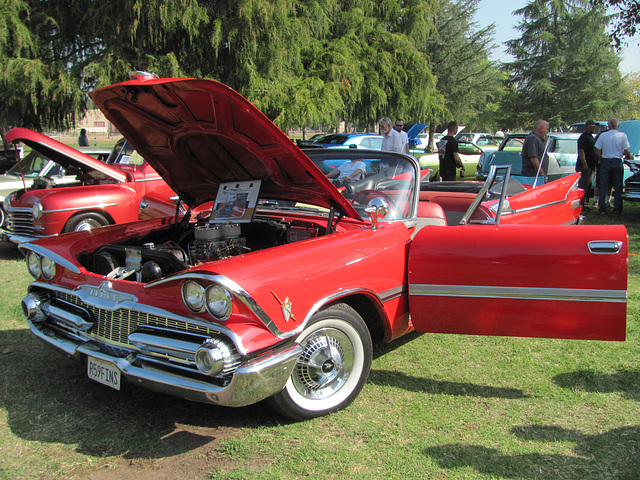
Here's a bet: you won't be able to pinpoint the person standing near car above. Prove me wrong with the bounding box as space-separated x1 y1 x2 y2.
78 129 89 147
437 121 465 181
576 120 598 209
595 118 634 215
521 119 550 178
379 117 404 153
394 119 410 153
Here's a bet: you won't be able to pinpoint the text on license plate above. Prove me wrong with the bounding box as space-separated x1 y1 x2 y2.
87 356 121 391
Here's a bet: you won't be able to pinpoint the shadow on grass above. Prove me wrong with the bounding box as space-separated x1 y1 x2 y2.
424 424 640 479
0 328 287 461
553 369 640 401
0 241 22 261
368 369 530 399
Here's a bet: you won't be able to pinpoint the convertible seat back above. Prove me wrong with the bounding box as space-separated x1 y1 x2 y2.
419 190 476 225
417 201 447 226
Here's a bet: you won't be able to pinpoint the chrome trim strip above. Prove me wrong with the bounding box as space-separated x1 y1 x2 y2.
133 176 164 182
42 203 117 214
379 285 404 302
503 199 565 215
410 284 627 303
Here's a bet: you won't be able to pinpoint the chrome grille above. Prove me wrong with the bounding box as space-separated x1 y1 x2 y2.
8 208 35 235
53 291 221 346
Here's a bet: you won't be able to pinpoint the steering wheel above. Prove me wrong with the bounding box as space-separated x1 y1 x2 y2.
351 190 400 219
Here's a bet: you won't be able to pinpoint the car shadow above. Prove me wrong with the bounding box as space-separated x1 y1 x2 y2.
0 327 289 461
367 369 529 399
0 241 22 261
553 369 640 401
424 424 640 479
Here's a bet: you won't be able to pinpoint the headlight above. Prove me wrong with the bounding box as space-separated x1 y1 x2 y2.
206 284 232 319
182 280 206 312
40 256 56 280
32 201 43 219
4 193 14 211
26 251 41 278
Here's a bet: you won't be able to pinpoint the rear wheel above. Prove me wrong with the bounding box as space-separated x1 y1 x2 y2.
268 303 372 420
63 212 109 233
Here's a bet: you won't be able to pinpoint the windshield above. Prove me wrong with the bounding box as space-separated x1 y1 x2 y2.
5 151 53 177
305 150 417 222
316 135 348 145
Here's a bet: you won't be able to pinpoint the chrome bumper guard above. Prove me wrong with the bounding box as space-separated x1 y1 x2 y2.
24 294 302 407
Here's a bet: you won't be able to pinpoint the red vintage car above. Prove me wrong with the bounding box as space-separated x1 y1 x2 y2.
2 131 175 243
19 76 628 421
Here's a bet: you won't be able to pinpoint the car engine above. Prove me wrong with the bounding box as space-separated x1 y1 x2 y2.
78 214 323 283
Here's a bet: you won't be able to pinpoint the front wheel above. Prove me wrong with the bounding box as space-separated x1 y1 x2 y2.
63 212 109 233
268 303 372 421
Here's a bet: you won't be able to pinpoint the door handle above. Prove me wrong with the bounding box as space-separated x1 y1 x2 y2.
588 240 623 254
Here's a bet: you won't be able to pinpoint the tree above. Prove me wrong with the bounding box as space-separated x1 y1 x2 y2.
591 0 640 49
0 0 88 140
501 0 625 129
620 73 640 120
422 0 504 150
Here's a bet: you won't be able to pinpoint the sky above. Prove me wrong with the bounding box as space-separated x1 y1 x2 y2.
474 0 640 75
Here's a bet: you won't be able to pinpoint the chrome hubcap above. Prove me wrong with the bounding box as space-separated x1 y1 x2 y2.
293 327 354 400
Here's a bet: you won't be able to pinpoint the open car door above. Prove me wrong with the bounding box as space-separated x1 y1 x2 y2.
408 166 628 341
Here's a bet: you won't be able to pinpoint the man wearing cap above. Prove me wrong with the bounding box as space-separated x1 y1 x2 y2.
576 120 598 209
595 118 634 215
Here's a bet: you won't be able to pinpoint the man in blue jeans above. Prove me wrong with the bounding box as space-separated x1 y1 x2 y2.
595 118 634 215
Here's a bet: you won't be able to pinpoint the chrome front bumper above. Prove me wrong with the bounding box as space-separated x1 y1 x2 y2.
23 292 302 407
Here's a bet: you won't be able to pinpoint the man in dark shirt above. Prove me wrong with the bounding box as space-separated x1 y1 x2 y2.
521 119 550 177
437 121 465 181
575 120 598 208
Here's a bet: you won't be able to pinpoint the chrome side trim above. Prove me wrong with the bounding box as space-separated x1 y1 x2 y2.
410 284 627 303
42 203 117 214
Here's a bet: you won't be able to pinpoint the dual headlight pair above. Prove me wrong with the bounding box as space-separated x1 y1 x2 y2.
182 279 232 320
25 251 56 280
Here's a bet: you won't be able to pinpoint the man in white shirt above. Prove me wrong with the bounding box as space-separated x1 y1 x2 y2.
595 118 634 215
379 117 404 153
394 119 410 153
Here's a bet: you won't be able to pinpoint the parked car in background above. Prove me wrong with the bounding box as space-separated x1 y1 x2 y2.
476 132 579 182
2 132 175 243
455 132 500 151
312 133 383 150
619 120 640 201
0 131 112 227
18 76 627 422
568 121 608 134
418 141 486 180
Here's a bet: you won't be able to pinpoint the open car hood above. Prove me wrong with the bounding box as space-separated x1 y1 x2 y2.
4 128 127 183
89 77 360 219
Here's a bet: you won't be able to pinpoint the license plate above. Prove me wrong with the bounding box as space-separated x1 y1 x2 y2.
87 356 121 391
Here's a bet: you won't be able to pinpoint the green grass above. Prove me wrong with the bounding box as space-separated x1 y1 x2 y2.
1 207 639 479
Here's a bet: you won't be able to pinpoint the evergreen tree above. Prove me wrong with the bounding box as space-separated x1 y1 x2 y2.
501 0 625 129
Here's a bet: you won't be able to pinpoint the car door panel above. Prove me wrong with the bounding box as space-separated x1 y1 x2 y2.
408 224 627 341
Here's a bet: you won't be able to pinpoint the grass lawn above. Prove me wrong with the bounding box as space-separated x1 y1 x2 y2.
0 206 638 479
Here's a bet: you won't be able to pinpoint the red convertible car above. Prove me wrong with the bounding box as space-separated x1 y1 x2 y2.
19 76 628 420
2 131 175 244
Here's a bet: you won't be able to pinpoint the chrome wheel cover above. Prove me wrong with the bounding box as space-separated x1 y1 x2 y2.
75 217 104 231
292 327 354 400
